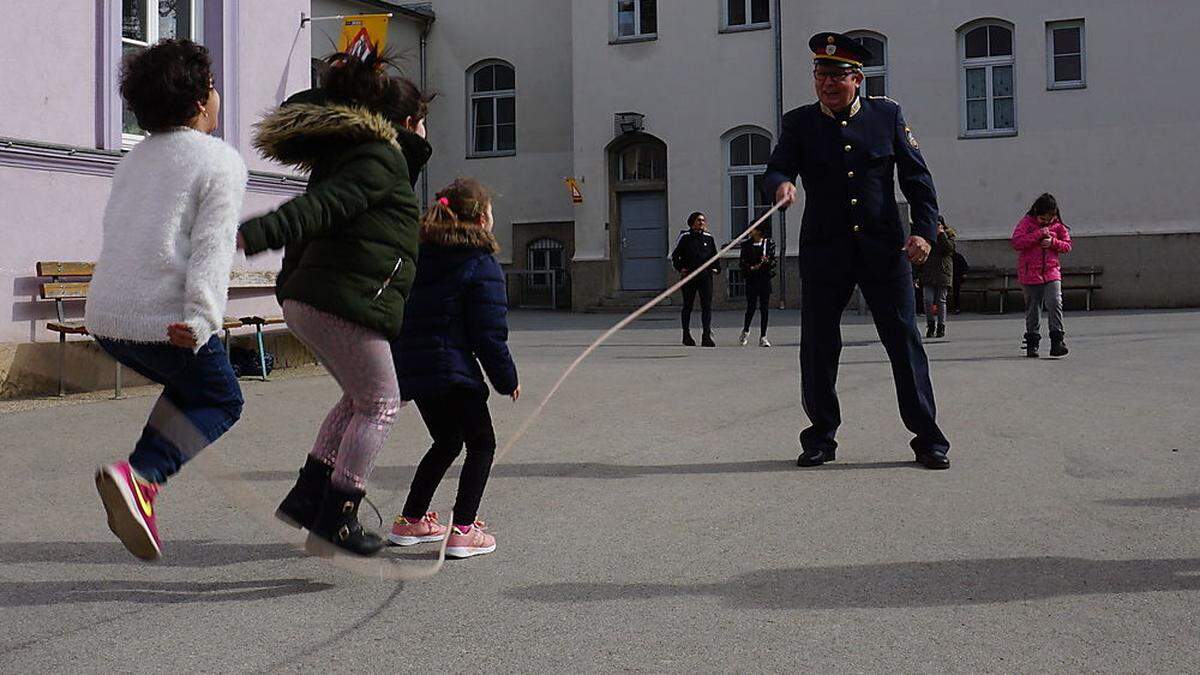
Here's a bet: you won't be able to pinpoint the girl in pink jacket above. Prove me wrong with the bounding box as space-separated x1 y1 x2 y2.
1011 193 1072 357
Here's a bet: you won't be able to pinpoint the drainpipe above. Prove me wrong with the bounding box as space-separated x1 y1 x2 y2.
772 0 787 309
418 19 430 206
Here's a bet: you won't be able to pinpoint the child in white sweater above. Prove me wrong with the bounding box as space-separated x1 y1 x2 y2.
88 39 247 561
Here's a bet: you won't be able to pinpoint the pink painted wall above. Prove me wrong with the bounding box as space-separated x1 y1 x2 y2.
0 0 313 346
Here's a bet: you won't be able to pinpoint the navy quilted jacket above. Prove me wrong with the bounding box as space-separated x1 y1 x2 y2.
393 219 518 400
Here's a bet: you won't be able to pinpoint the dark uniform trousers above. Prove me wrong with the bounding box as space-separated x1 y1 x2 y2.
798 244 948 455
763 95 950 456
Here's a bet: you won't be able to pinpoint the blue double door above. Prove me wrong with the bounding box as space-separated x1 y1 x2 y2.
618 191 667 291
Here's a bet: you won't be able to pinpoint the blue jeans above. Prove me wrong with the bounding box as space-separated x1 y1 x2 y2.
96 336 243 483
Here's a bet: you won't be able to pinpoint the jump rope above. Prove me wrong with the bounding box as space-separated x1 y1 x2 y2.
193 199 788 581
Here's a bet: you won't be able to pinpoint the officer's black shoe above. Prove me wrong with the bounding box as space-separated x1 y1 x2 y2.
275 456 333 530
1049 331 1069 357
915 451 951 470
308 484 385 557
682 331 696 346
701 332 716 347
1024 332 1040 358
925 323 936 339
797 448 836 467
936 324 945 339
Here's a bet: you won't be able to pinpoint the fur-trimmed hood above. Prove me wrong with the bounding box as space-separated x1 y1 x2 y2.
252 102 398 170
420 219 500 254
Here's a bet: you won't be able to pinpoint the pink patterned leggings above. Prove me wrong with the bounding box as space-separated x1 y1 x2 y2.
282 300 402 491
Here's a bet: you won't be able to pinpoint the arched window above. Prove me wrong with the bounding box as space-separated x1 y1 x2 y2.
468 60 516 156
527 238 567 288
724 128 773 241
848 31 887 97
959 20 1016 136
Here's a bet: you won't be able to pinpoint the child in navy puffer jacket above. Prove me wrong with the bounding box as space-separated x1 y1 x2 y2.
388 178 519 559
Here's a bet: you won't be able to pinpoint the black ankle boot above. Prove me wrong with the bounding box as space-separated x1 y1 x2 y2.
1049 331 1069 357
309 484 385 556
1024 332 1041 358
701 331 716 347
682 331 696 346
275 457 333 529
926 323 936 339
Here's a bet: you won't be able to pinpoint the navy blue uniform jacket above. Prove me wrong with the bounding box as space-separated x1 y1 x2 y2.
762 96 939 283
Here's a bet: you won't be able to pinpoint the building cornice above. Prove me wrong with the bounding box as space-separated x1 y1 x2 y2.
0 137 307 196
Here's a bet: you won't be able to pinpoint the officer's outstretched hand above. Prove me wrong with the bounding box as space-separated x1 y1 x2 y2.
904 235 932 265
774 182 798 207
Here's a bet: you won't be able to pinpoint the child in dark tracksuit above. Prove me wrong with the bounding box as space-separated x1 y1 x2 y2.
388 178 519 559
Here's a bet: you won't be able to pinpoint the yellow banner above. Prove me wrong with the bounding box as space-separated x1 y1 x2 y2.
338 14 389 60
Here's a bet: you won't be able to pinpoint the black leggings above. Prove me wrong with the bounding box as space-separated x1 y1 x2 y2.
743 281 771 336
681 274 713 333
403 389 496 526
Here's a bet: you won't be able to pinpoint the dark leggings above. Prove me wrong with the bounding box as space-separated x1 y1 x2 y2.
681 274 714 333
743 281 771 336
403 389 496 526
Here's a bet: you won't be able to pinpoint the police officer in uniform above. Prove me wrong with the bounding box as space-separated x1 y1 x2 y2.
670 211 720 347
762 32 951 470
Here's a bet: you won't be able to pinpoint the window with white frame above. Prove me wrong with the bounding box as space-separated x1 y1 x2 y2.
724 0 770 30
726 129 773 241
614 0 657 41
468 61 516 156
527 238 567 288
848 31 887 97
121 0 205 145
1047 20 1085 89
959 20 1015 136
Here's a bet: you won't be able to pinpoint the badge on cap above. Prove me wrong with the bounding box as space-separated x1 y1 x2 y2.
825 45 837 55
905 126 919 149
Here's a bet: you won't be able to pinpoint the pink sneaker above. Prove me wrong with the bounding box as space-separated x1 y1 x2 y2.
388 511 448 546
95 461 161 561
445 521 496 559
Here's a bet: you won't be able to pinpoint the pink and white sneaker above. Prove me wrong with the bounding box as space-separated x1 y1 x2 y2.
95 460 161 561
445 521 496 559
387 511 448 546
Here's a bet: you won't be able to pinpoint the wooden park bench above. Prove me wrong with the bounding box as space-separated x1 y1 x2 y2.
36 261 284 397
956 265 1103 313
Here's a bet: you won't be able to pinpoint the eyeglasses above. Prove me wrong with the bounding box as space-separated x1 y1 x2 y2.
813 70 855 83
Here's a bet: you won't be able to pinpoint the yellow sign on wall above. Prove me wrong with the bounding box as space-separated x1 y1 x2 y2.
564 177 584 204
338 14 390 60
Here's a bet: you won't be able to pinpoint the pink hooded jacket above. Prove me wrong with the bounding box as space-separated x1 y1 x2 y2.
1011 215 1072 285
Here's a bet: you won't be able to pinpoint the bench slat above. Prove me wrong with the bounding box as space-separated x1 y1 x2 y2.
228 269 278 288
40 282 90 299
238 315 286 326
36 261 95 277
47 320 88 335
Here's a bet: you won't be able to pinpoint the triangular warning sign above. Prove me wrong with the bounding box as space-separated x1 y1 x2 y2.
345 27 375 60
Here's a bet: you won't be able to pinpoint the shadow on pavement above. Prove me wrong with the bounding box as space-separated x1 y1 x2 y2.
1098 493 1200 510
240 458 930 483
0 577 333 608
505 556 1200 609
0 540 305 567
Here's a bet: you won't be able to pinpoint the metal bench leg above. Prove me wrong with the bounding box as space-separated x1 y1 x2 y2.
57 333 66 397
114 362 123 399
223 328 232 363
255 324 268 382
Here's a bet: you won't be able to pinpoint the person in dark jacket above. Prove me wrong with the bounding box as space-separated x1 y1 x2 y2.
739 225 776 347
920 215 956 338
950 249 968 314
239 52 433 557
388 178 519 560
670 212 721 346
762 32 951 470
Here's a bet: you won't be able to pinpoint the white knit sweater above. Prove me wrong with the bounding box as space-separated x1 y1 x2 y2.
85 128 248 349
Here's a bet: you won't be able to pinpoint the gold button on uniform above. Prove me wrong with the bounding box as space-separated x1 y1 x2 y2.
840 120 848 127
844 144 852 152
852 225 861 233
850 198 858 206
847 171 855 178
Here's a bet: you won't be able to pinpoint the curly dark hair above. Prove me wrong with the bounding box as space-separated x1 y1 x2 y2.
321 51 435 126
119 39 213 132
1027 192 1062 221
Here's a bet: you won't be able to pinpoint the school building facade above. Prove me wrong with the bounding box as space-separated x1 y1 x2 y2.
2 1 1198 395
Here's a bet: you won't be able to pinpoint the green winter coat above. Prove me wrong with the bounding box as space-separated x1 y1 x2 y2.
239 97 431 339
918 229 956 288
